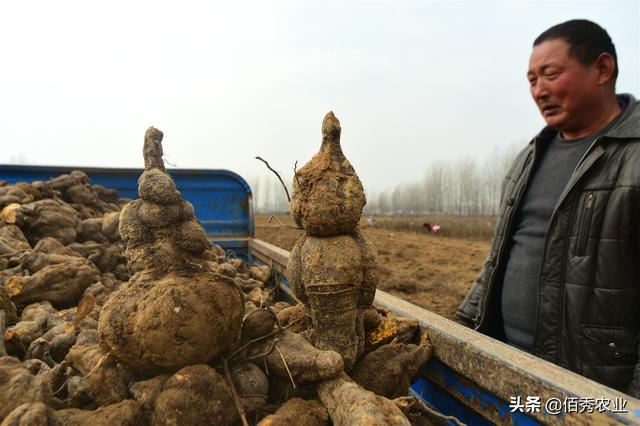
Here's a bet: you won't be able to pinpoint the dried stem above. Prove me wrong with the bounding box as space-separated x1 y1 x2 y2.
226 330 280 362
293 160 301 189
255 156 290 202
275 344 296 389
223 358 250 426
267 215 302 230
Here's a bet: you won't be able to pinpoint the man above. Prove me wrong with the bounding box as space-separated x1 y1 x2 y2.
456 19 640 396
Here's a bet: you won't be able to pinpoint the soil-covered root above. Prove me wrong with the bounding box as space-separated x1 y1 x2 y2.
0 356 61 421
241 308 276 342
234 276 264 292
68 241 124 274
98 272 243 375
230 362 269 413
129 374 170 414
366 313 419 352
317 373 411 426
257 398 329 426
151 364 238 426
0 400 146 426
0 224 30 258
4 260 99 309
249 265 271 283
287 231 378 368
289 111 366 236
27 324 76 364
101 212 121 242
0 199 80 246
0 287 18 325
3 302 56 357
76 218 108 243
0 185 36 210
64 343 131 406
351 342 432 399
264 331 343 384
276 303 309 334
0 401 50 426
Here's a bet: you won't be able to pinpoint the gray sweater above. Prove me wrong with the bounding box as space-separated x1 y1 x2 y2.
501 110 624 351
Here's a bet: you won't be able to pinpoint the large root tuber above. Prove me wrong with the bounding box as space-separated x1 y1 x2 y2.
317 373 411 426
287 230 378 369
1 199 80 246
0 357 60 421
98 127 243 375
351 342 432 399
151 364 237 426
5 260 99 309
289 112 366 236
64 342 131 406
264 331 343 384
0 400 146 426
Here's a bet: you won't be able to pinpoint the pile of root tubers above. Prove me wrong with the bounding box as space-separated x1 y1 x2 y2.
0 117 453 426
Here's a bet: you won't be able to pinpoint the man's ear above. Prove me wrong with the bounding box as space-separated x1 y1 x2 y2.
594 52 616 86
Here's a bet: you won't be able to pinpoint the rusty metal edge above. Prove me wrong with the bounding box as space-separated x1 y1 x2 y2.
248 238 640 425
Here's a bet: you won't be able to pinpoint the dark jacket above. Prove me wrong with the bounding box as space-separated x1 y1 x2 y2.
457 94 640 395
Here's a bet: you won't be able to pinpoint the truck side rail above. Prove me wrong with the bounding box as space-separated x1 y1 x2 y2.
248 238 640 425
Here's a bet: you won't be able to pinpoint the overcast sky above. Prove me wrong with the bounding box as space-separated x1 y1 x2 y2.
1 1 638 193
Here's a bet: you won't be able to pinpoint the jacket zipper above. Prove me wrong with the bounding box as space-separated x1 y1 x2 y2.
475 147 538 330
576 192 595 256
532 136 605 362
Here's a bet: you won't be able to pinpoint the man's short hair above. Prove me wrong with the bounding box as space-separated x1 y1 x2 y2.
534 19 618 80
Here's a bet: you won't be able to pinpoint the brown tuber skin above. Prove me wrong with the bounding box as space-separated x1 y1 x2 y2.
98 127 243 375
289 112 366 236
264 331 343 384
0 400 146 426
151 364 237 426
287 230 378 369
257 398 329 426
286 112 378 370
317 373 411 426
351 342 432 399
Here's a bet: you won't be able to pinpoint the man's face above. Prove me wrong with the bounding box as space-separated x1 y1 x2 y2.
527 38 602 133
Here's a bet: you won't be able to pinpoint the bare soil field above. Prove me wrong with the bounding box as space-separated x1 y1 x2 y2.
255 214 492 320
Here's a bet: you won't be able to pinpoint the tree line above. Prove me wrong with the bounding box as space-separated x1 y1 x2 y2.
249 145 519 216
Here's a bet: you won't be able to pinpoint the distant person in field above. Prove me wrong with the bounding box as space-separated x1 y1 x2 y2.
422 222 441 233
457 19 640 396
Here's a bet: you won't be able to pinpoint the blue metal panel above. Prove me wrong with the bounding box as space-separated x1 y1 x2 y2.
0 164 253 253
411 360 543 425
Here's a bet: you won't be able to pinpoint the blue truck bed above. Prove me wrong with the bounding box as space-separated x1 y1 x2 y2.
2 164 640 425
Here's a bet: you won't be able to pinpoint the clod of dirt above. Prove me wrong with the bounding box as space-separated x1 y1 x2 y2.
98 127 244 375
289 112 366 236
257 398 329 426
